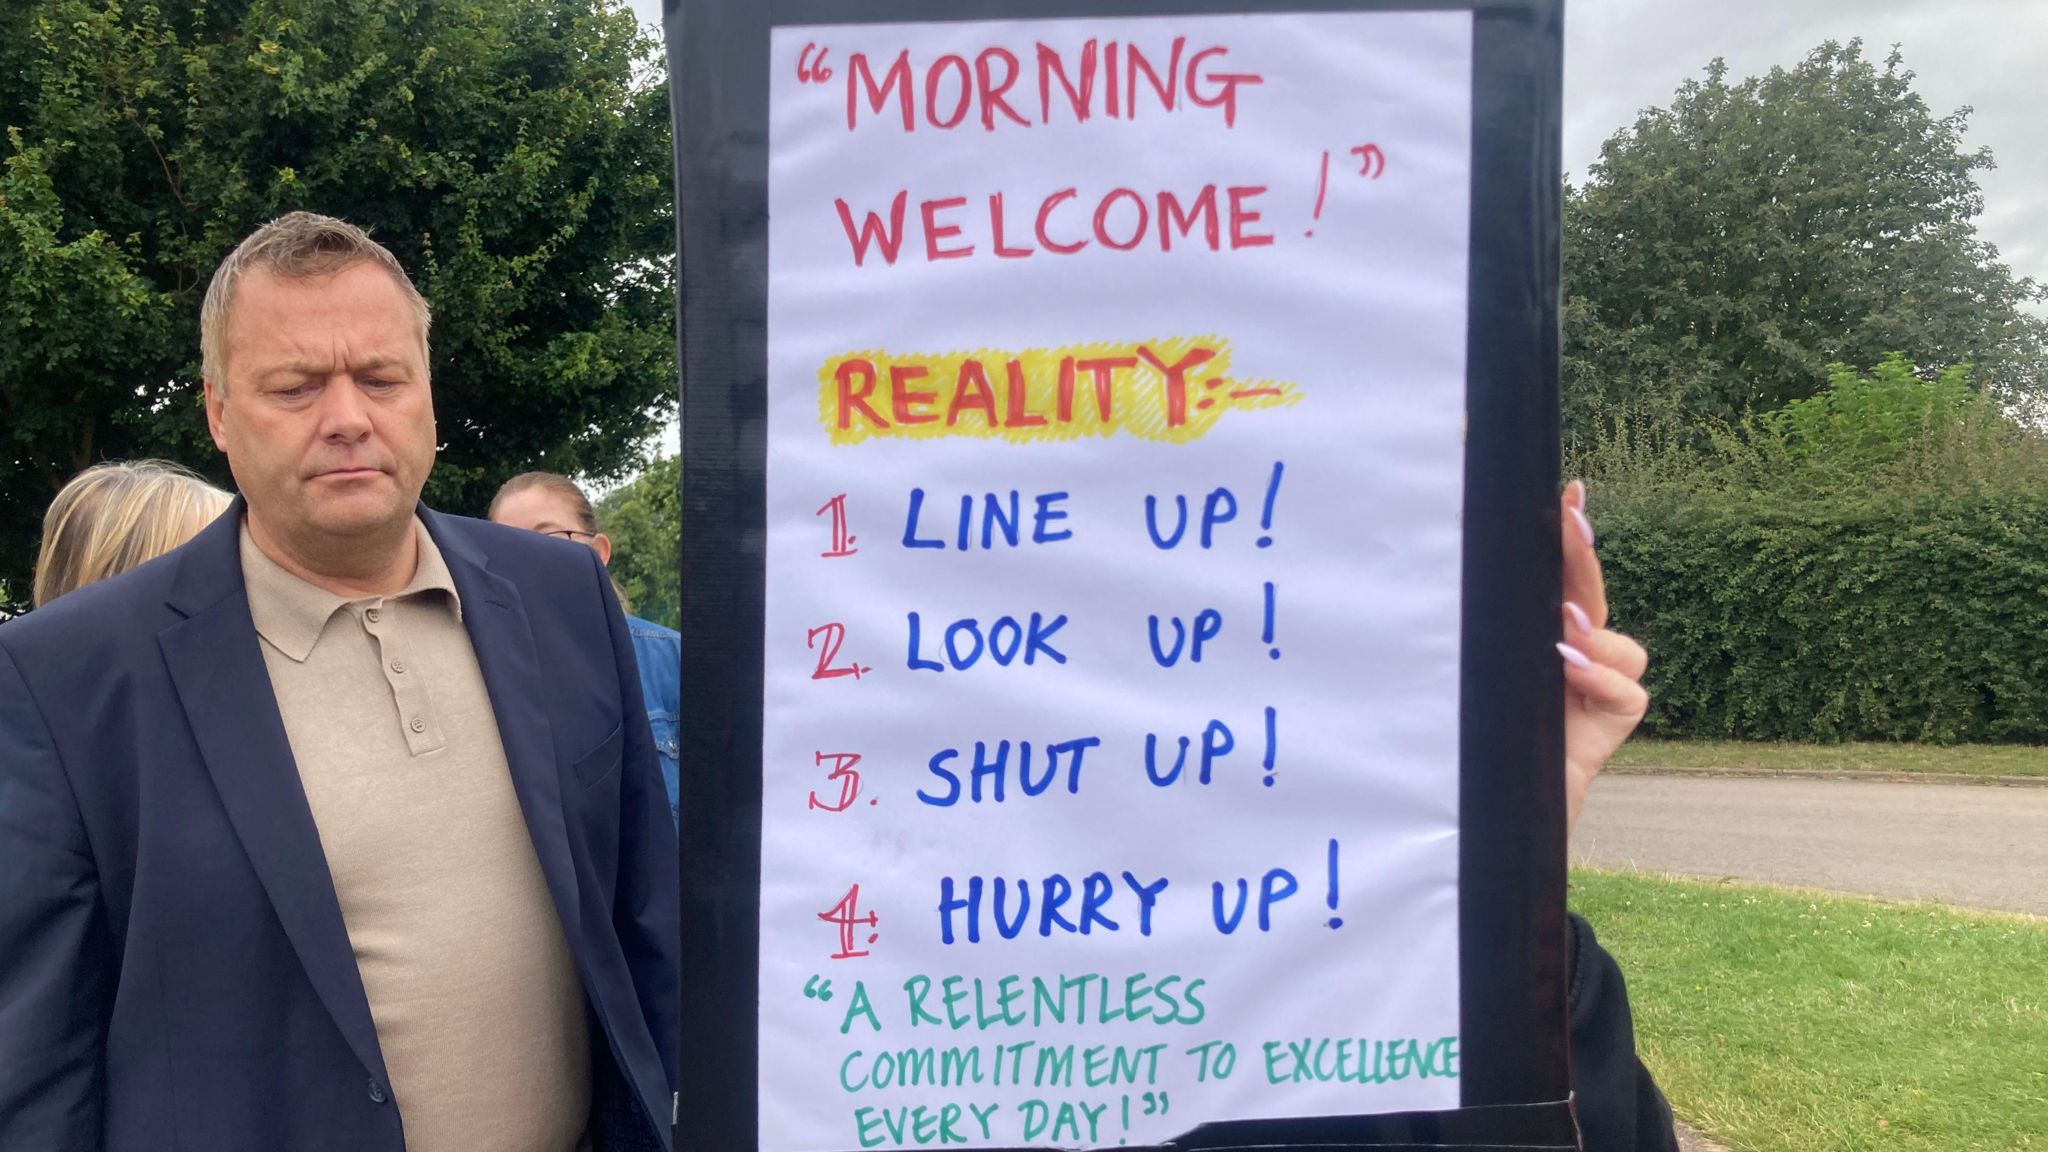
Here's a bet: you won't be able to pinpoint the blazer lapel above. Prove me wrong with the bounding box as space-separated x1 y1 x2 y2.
157 503 390 1089
422 509 586 945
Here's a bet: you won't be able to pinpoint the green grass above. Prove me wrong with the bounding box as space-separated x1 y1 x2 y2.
1571 869 2048 1151
1608 738 2048 778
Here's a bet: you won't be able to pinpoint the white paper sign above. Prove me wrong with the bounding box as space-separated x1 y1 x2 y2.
761 12 1473 1149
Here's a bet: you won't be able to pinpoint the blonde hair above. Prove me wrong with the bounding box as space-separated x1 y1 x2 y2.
200 211 431 388
489 472 601 534
34 460 234 606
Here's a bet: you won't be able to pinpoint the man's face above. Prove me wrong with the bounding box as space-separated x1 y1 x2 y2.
205 262 435 546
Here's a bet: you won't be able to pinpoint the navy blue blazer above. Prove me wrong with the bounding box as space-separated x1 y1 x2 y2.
0 503 679 1152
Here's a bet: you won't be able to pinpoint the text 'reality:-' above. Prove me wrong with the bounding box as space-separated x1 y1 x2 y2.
818 338 1299 445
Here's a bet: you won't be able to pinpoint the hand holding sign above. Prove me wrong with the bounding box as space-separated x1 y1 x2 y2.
1558 482 1651 834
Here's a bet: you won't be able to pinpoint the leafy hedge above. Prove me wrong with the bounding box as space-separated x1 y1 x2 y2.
1597 485 2048 743
1578 354 2048 744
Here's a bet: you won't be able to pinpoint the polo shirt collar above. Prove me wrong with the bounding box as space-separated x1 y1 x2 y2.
240 515 462 663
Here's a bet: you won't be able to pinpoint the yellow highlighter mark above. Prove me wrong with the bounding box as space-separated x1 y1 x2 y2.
817 337 1299 445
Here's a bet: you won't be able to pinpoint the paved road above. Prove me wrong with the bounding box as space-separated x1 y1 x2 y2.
1571 775 2048 916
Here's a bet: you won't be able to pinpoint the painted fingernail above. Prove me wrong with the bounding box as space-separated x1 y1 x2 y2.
1564 601 1593 634
1568 505 1595 547
1557 641 1592 669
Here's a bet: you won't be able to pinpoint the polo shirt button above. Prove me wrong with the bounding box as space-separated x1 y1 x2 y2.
368 1078 388 1104
390 660 406 674
409 717 426 733
365 607 382 623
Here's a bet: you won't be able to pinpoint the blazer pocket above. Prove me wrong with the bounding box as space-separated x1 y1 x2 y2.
571 722 625 790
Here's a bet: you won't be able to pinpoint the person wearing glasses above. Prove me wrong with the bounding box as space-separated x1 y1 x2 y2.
490 472 681 828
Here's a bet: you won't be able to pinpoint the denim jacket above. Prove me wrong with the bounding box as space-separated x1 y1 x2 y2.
626 615 681 827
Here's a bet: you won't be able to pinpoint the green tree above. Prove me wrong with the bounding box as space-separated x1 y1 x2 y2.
0 0 675 612
1562 41 2047 445
598 452 678 630
1764 351 1978 468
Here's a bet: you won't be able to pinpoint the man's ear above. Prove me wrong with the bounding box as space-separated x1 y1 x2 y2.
592 532 614 567
203 378 230 454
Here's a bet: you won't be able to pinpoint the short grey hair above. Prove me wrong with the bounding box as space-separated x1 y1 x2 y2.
199 211 432 387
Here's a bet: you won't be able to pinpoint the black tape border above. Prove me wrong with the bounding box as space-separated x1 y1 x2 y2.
666 1 1570 1147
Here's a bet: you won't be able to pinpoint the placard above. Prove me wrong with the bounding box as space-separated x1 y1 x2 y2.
669 3 1571 1149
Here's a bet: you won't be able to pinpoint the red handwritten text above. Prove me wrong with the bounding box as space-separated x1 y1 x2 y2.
845 36 1263 133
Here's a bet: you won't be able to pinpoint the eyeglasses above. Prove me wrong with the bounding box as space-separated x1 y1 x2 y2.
542 529 598 541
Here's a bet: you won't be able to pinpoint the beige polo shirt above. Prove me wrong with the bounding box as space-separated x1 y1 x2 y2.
241 519 589 1152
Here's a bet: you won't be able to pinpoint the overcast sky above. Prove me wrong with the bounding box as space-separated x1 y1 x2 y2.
631 0 2045 294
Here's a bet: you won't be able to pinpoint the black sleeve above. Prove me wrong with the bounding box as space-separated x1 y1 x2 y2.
1567 912 1681 1152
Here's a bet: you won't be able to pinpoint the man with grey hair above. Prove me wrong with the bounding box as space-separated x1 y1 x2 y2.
0 211 679 1152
